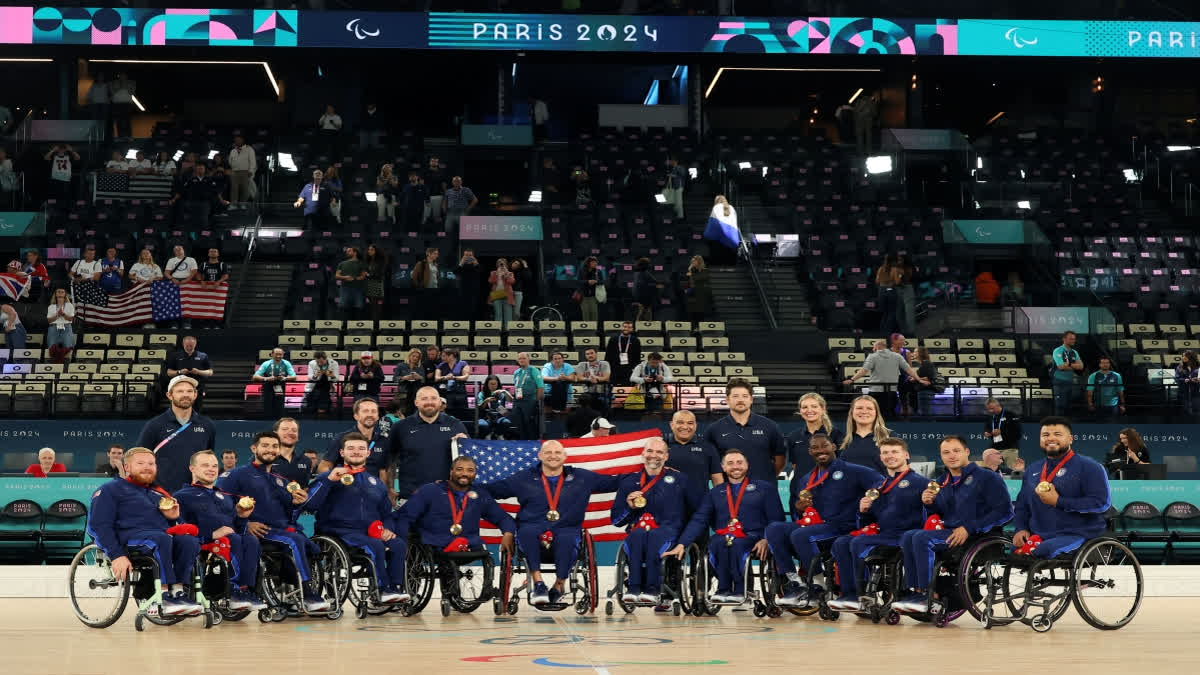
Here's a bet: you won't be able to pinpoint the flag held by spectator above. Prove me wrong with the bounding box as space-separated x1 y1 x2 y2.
456 429 662 543
78 280 228 327
704 206 741 250
0 272 30 301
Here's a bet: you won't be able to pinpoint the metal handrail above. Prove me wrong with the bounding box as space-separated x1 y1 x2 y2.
723 165 778 330
223 215 263 327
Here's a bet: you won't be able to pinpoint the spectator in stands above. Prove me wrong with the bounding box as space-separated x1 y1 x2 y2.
198 248 229 329
393 348 424 415
359 102 384 149
510 258 533 319
912 346 941 416
1 302 25 349
317 103 342 156
1001 271 1027 307
21 250 48 302
302 350 339 418
1051 330 1084 416
541 156 564 200
424 156 449 224
96 444 125 477
703 378 786 482
789 392 845 485
529 96 550 143
45 287 75 362
853 92 878 154
0 149 15 201
25 447 67 476
86 72 110 141
129 151 152 176
575 347 611 408
982 448 1023 476
374 164 398 224
630 351 674 413
1105 428 1151 478
974 268 1001 306
364 243 388 322
178 151 197 177
889 333 915 416
253 347 297 420
104 150 127 174
581 417 615 439
984 397 1022 462
541 351 575 414
452 248 482 322
153 151 177 177
325 165 343 224
436 347 471 417
208 154 229 203
349 351 383 401
164 245 199 328
129 248 162 285
294 168 331 230
400 171 428 228
488 257 517 325
421 344 443 388
44 144 79 203
335 245 367 321
97 247 124 294
69 246 101 285
512 351 545 440
1176 350 1200 417
578 256 601 322
664 156 686 220
631 257 660 322
684 255 713 322
839 394 890 474
605 320 641 386
475 374 514 439
379 398 404 438
412 248 441 318
843 337 928 415
228 135 256 210
220 450 238 474
875 253 902 333
573 169 592 208
171 162 227 229
1086 355 1126 421
166 336 213 410
110 72 135 140
442 175 478 238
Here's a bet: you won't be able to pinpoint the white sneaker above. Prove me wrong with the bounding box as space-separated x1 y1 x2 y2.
708 593 729 604
840 598 861 611
638 593 658 604
621 591 639 603
825 597 846 610
379 590 404 603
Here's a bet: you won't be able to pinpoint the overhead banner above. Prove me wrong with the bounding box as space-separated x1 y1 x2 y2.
5 9 1200 57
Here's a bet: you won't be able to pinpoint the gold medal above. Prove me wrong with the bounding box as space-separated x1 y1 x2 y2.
724 534 734 547
158 497 177 511
286 481 302 494
340 473 355 486
450 523 463 535
546 510 560 522
797 489 812 501
237 496 255 510
1036 481 1054 493
865 488 880 501
727 518 739 528
927 481 941 494
632 495 647 509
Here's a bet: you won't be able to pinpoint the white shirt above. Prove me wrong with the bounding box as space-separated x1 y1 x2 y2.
71 259 102 278
165 256 198 281
50 154 72 182
154 160 177 176
105 160 127 172
532 100 549 124
110 80 134 103
305 358 341 393
318 113 342 131
129 262 162 283
3 308 21 332
229 145 257 172
130 159 152 172
46 302 75 329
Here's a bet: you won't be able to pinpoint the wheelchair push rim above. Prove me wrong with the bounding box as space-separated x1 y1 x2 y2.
1071 538 1144 630
68 544 131 629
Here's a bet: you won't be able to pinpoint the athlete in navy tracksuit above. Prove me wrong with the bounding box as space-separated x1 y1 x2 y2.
1013 417 1110 559
174 450 266 611
766 433 883 607
484 440 621 606
829 437 930 611
216 431 329 612
610 438 700 603
895 436 1013 611
86 447 202 616
666 449 786 603
305 431 408 603
397 456 516 553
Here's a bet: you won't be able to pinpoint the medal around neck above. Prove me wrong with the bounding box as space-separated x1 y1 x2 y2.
237 496 255 510
286 481 302 493
865 488 880 501
158 497 177 511
632 495 647 509
340 473 355 486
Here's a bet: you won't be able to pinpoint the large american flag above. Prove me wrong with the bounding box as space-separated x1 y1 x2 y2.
458 429 662 543
77 280 228 327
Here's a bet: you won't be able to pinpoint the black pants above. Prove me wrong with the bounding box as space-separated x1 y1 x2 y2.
263 383 286 420
546 381 569 411
512 398 540 440
871 390 896 417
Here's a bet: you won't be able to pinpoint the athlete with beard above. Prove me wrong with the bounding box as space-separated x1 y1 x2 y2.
398 456 516 554
136 375 217 492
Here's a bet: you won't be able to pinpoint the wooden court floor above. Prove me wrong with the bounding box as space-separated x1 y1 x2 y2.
0 598 1194 675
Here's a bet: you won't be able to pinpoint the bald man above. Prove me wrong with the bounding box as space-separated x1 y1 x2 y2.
486 440 622 606
390 386 468 501
665 410 723 493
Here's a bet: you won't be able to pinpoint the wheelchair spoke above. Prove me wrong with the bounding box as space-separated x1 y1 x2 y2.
1072 539 1144 630
69 545 131 628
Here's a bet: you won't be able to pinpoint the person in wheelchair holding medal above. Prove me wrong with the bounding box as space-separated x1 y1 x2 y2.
485 440 621 606
398 456 516 557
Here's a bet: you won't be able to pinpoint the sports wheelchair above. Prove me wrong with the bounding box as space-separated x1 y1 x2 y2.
404 541 499 617
855 535 1007 627
688 540 773 617
760 537 835 619
68 543 218 631
977 536 1143 632
603 538 693 616
254 536 349 623
308 534 419 619
496 530 599 615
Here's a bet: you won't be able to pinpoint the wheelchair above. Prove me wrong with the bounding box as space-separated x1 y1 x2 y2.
690 540 773 617
977 536 1144 632
68 543 217 631
602 538 692 616
254 535 349 623
310 534 418 620
496 530 599 615
760 537 833 619
404 541 499 617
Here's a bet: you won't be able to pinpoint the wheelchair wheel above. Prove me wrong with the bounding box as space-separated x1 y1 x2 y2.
405 544 436 614
313 536 353 610
446 554 496 613
677 543 703 617
1070 538 1143 630
1016 559 1072 626
572 532 598 615
68 544 131 629
691 545 721 616
762 554 817 617
221 608 251 622
495 549 515 616
611 546 634 614
955 536 1009 621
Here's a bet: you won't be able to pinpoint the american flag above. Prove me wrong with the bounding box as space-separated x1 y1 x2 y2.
94 173 174 201
0 273 30 301
78 280 229 327
458 428 662 543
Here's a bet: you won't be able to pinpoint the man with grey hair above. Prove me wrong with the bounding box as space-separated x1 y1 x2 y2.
25 447 66 477
982 447 1024 476
983 397 1022 464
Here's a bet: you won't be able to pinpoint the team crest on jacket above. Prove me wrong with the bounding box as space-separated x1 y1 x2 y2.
899 480 910 488
468 491 478 499
275 478 284 487
664 476 676 484
1057 469 1067 477
964 476 974 485
832 471 844 480
92 489 102 498
747 484 757 491
216 493 225 500
566 474 575 481
368 476 378 485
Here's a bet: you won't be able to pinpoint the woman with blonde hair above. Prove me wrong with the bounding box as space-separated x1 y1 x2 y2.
392 348 425 414
840 395 890 473
684 254 713 322
788 392 846 496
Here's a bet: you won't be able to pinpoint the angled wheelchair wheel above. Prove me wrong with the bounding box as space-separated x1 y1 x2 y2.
68 545 131 629
572 532 599 615
1071 538 1143 630
447 554 496 613
495 549 515 616
313 536 353 610
955 536 1010 621
405 544 436 614
677 543 703 617
611 545 634 614
691 544 721 616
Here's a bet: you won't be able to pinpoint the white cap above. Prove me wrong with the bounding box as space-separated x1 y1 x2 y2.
591 417 615 430
167 375 199 393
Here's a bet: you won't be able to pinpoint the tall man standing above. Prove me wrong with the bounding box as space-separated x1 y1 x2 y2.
390 386 468 503
317 398 391 497
271 417 315 485
511 352 545 441
665 409 724 492
702 378 786 483
1051 330 1084 416
166 336 213 411
136 375 217 492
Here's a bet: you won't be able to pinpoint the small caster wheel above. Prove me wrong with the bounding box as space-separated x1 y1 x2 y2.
827 610 840 621
982 610 994 630
211 609 224 626
440 600 451 617
692 602 705 617
767 605 782 618
672 602 681 617
135 615 145 632
507 599 519 615
493 597 504 616
605 600 613 616
356 603 368 619
203 610 214 629
1031 614 1052 633
752 601 767 618
871 608 882 624
574 600 588 615
257 609 271 624
885 610 901 626
326 608 342 620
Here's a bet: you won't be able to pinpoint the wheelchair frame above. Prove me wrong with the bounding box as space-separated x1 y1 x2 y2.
404 542 498 617
603 538 690 616
67 543 216 631
254 535 349 623
496 529 599 615
691 540 772 617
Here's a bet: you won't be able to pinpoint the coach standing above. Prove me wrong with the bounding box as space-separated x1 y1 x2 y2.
390 386 468 503
136 375 217 492
702 378 786 483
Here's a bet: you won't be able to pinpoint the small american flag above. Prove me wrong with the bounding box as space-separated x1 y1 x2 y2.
79 280 228 327
459 428 662 543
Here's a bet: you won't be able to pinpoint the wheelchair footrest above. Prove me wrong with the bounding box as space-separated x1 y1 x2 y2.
532 602 570 611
